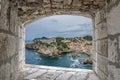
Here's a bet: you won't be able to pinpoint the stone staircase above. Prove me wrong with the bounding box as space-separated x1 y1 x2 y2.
18 64 99 80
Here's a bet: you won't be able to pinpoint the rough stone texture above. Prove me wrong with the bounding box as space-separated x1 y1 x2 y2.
97 54 108 79
69 72 88 80
18 0 105 24
108 37 118 63
18 25 25 70
0 0 120 80
0 0 10 30
93 0 120 80
0 0 22 80
18 64 99 80
107 1 120 35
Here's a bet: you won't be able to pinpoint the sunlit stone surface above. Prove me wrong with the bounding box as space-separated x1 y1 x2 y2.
18 64 98 80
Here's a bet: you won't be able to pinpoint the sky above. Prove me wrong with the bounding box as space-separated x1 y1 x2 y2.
25 15 92 41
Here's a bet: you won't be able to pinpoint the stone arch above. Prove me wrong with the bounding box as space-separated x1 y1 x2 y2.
17 0 103 79
23 12 91 26
17 1 104 79
18 0 105 25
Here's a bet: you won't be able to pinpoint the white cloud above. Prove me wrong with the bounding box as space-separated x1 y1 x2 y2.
26 15 92 40
57 25 80 32
56 23 92 32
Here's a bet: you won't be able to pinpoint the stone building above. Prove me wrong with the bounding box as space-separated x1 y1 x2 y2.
0 0 120 80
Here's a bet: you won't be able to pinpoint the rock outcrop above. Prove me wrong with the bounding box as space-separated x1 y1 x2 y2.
26 36 92 57
83 58 93 64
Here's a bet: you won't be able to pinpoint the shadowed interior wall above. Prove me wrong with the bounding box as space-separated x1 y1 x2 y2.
0 0 24 79
92 0 120 80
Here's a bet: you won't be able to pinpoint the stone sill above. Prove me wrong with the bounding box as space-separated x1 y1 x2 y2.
24 64 93 72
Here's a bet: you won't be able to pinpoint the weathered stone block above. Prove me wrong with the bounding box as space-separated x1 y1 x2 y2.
9 5 18 35
43 4 51 8
0 64 4 80
18 48 25 62
52 3 63 9
43 0 50 3
0 0 10 30
97 54 108 76
92 41 96 51
64 0 72 5
56 72 73 80
18 38 25 51
18 26 25 38
0 33 16 61
93 60 97 73
72 0 82 8
107 2 120 35
69 72 88 80
91 50 97 62
94 28 98 40
95 11 100 25
10 55 19 80
97 39 108 57
92 25 96 41
26 0 37 2
108 64 120 80
96 40 100 53
52 0 63 2
95 6 106 26
96 66 108 80
97 22 108 39
108 37 118 63
108 65 115 80
114 67 120 80
87 73 99 80
4 63 11 80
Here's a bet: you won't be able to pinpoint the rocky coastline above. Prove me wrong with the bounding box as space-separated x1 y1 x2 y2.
26 36 93 64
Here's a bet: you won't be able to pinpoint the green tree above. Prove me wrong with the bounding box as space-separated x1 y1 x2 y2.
83 35 92 41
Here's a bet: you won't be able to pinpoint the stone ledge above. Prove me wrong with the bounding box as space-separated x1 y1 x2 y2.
18 64 99 80
24 64 93 72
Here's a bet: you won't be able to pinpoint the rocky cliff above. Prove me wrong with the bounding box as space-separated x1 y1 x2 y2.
26 36 92 57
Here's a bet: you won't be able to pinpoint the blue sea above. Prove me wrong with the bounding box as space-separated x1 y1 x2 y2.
25 48 92 69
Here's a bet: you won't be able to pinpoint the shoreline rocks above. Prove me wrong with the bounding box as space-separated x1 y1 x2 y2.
26 36 93 60
83 58 93 64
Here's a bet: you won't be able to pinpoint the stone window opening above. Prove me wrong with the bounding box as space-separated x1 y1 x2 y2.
24 15 93 70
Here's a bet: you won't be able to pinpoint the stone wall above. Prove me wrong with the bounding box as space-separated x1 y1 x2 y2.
18 23 25 71
0 0 120 80
93 0 120 80
0 0 24 80
18 0 105 24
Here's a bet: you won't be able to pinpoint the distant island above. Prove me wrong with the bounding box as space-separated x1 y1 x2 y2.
33 37 48 41
26 36 93 64
26 36 92 57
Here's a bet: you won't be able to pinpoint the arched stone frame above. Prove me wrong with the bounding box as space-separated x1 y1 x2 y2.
18 0 98 74
17 0 105 77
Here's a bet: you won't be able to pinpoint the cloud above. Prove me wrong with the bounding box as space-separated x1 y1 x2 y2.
51 30 92 38
26 15 92 40
56 23 92 33
57 25 80 32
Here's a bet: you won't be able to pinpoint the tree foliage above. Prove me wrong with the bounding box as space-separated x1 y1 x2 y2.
83 35 92 41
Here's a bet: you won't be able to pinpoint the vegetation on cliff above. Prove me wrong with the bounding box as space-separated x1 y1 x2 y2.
83 35 92 41
26 37 70 56
26 36 92 58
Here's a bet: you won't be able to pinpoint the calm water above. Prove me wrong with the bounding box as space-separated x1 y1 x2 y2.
25 49 92 69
